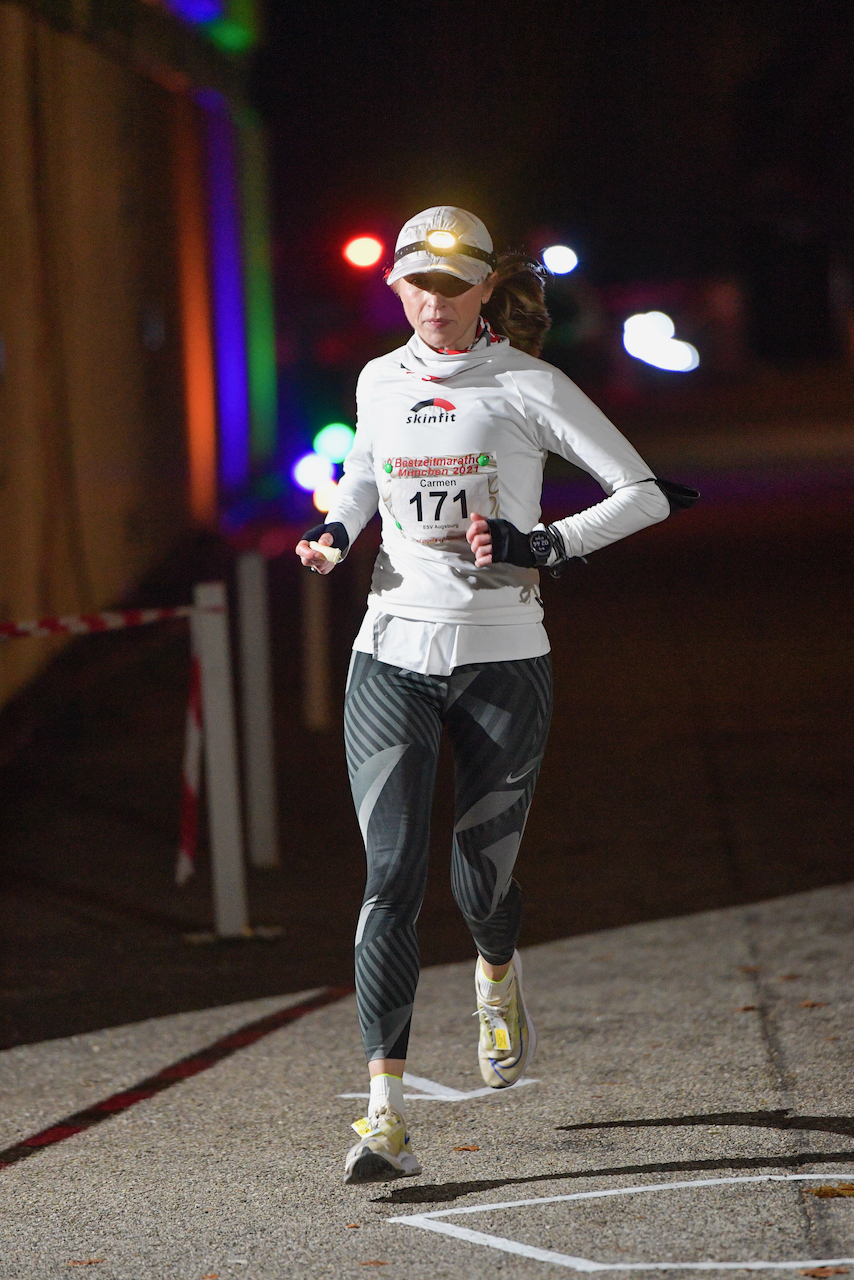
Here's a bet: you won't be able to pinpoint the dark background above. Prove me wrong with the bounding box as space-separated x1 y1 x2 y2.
259 0 852 363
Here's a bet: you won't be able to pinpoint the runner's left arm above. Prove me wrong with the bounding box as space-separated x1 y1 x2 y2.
516 366 669 561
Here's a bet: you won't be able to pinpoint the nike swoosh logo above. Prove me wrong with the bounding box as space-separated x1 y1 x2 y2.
506 760 539 785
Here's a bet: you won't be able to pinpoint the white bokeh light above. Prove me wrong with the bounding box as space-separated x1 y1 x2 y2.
542 244 579 274
623 311 699 372
292 451 334 492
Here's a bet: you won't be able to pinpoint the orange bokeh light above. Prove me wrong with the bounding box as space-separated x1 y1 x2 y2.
343 235 383 268
313 479 339 512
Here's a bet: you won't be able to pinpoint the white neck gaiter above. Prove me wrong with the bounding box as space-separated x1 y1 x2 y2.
399 318 509 383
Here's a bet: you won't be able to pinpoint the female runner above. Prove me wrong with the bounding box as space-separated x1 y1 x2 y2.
296 205 677 1185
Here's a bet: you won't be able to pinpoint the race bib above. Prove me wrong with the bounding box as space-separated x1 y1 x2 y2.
379 452 500 546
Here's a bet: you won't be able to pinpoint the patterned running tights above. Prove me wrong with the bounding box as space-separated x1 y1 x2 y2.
344 651 553 1062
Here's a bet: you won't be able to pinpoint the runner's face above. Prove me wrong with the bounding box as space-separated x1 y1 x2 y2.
396 271 495 351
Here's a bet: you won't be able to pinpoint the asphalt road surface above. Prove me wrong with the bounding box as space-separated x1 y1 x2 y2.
0 884 851 1277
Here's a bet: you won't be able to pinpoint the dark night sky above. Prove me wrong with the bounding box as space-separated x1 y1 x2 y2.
258 0 852 287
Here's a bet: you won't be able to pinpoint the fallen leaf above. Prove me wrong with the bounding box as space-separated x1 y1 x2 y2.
454 1145 480 1151
799 1268 848 1277
738 965 759 973
800 1000 828 1009
346 1224 360 1228
778 973 802 981
737 1005 757 1012
67 1264 105 1269
825 1035 839 1042
201 1274 219 1278
806 1184 854 1199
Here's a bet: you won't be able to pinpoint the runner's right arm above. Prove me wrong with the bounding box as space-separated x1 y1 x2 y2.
323 368 380 550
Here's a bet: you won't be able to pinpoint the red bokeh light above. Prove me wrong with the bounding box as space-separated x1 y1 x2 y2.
343 235 383 267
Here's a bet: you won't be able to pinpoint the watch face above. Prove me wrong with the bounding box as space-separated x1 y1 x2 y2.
530 530 551 562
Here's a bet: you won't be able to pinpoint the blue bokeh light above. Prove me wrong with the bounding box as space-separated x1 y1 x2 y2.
164 0 225 22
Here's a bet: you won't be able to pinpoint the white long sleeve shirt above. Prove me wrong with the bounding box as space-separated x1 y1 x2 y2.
326 325 669 673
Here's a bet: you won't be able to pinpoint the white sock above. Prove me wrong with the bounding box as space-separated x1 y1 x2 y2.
368 1073 405 1120
477 957 514 1001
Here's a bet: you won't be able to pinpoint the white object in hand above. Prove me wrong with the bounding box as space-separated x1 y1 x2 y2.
308 541 341 564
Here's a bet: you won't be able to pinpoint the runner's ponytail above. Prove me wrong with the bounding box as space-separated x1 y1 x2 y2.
482 253 552 358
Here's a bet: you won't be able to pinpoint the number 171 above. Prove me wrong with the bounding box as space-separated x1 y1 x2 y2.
410 489 468 521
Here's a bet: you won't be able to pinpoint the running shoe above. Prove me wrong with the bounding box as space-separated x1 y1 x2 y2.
476 949 537 1088
343 1105 422 1184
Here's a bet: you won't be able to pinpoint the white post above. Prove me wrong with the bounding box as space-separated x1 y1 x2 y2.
192 581 249 937
236 552 279 868
301 568 332 731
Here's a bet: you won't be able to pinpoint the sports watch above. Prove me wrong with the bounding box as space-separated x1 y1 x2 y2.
529 527 554 566
484 517 578 575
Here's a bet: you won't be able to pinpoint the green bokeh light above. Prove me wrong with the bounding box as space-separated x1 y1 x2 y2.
314 423 355 463
204 17 255 50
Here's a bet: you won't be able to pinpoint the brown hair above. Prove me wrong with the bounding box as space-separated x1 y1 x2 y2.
481 253 552 357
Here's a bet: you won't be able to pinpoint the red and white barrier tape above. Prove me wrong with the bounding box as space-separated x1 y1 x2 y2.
0 600 224 887
175 645 203 885
0 605 215 640
0 589 250 914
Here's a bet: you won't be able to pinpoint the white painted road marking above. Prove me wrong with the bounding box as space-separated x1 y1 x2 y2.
338 1071 539 1101
390 1172 854 1272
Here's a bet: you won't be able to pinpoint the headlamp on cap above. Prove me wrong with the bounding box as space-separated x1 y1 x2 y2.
394 229 496 270
426 229 457 250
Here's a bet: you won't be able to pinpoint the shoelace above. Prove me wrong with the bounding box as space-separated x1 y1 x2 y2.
474 986 515 1037
354 1106 405 1140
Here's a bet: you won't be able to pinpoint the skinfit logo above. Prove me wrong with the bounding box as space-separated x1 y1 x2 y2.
407 397 456 423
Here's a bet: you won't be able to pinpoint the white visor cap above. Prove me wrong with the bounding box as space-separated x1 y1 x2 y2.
386 206 495 289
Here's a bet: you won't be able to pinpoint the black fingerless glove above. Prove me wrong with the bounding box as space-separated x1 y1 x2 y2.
302 522 348 552
485 518 537 567
486 519 571 571
301 521 350 556
654 479 701 511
